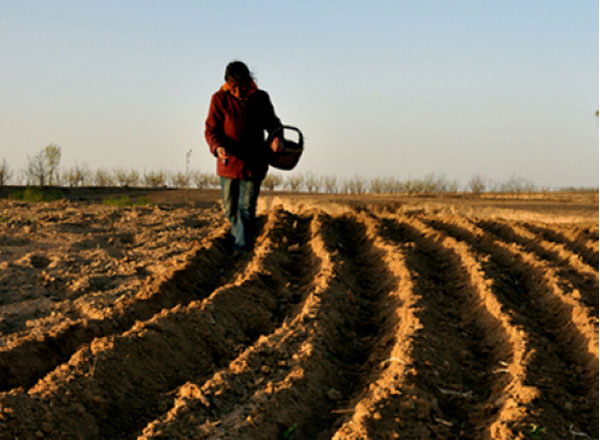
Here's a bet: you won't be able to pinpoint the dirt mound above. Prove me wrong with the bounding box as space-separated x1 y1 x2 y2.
0 198 597 439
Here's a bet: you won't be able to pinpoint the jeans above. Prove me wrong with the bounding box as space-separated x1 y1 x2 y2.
220 177 261 251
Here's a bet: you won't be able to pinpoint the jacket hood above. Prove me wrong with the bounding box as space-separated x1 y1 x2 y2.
221 80 258 100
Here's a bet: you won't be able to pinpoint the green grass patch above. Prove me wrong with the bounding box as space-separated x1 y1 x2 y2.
12 187 64 202
528 425 546 439
102 194 153 206
281 423 298 440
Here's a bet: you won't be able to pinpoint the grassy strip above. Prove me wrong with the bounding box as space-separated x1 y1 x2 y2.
102 194 153 206
11 186 64 202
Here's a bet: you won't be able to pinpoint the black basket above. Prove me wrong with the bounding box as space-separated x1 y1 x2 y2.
267 125 304 171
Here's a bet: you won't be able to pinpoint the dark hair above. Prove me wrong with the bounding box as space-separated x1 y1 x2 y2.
224 61 253 85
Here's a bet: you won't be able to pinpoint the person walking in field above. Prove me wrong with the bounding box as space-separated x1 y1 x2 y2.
205 60 284 252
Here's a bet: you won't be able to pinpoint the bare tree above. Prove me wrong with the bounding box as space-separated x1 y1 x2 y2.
64 163 92 187
170 171 190 188
322 175 338 193
369 177 385 194
345 176 366 194
94 168 115 186
446 179 460 193
25 144 62 186
207 174 220 188
263 173 282 191
383 177 401 194
113 168 129 187
397 178 412 194
44 144 61 185
285 174 304 192
421 173 442 193
467 175 487 195
143 170 167 188
340 179 351 194
304 172 321 193
0 159 12 185
113 168 140 187
500 174 536 193
13 170 25 185
191 170 211 189
26 150 48 186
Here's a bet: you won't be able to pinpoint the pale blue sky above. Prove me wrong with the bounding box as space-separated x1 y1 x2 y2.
1 1 598 188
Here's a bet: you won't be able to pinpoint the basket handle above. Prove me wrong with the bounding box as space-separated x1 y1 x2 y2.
267 125 303 148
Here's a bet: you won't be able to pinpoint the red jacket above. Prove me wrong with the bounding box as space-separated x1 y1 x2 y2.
205 87 282 181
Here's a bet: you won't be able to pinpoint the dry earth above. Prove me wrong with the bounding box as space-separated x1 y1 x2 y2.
0 190 597 439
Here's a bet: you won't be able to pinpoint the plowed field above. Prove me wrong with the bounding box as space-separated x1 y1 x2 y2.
0 193 597 439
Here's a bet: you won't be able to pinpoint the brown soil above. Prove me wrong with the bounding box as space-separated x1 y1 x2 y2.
0 189 597 439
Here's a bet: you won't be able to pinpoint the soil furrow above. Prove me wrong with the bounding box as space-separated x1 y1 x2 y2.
397 215 537 440
470 218 599 360
216 213 392 439
574 226 599 243
328 212 423 440
0 209 309 440
369 214 524 439
318 214 396 437
148 212 395 439
475 219 599 315
139 213 328 439
0 221 236 392
562 224 599 246
426 217 599 439
522 222 599 269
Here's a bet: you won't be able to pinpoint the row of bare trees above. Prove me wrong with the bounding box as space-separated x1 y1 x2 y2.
262 172 542 194
0 144 580 194
0 145 220 189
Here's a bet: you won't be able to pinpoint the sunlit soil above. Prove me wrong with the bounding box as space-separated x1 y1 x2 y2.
0 191 597 439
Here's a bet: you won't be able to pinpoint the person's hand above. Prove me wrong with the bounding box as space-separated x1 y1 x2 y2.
217 147 228 164
271 137 284 153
